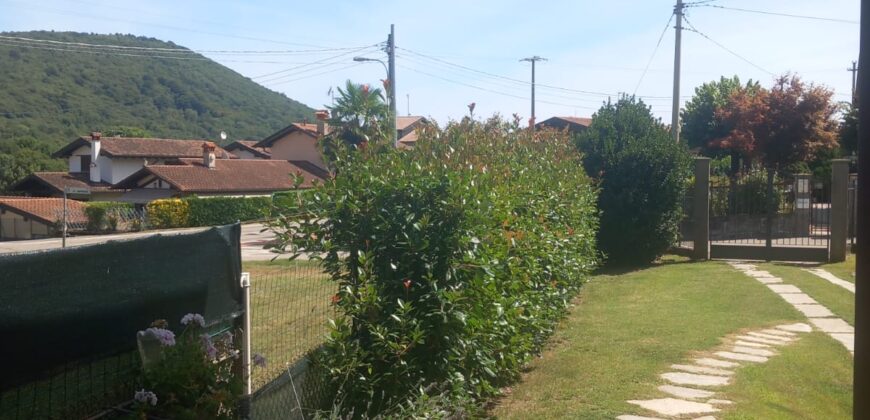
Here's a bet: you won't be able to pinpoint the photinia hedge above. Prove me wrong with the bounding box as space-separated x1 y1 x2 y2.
270 116 599 416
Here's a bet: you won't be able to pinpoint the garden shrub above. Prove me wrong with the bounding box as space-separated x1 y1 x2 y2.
271 116 598 416
186 196 271 226
84 201 132 232
576 96 692 266
146 199 190 229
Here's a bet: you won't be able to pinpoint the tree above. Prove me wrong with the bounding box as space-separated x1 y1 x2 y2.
577 96 691 266
711 74 839 169
0 146 65 193
681 76 759 154
840 102 858 157
325 80 391 147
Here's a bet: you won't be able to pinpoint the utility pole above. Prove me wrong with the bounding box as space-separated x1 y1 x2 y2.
854 1 869 417
520 56 546 129
671 0 684 143
849 60 859 105
407 93 410 116
387 24 398 147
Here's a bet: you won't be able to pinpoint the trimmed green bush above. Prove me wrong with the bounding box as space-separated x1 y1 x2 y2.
186 196 271 227
577 96 692 266
271 116 598 416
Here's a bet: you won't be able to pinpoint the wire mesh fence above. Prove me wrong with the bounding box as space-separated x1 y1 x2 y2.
55 206 148 234
247 258 337 419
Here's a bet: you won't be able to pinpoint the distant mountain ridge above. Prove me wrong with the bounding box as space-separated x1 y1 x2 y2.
0 31 314 149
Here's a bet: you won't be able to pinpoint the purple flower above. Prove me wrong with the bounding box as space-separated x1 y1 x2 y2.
201 334 218 360
180 313 206 328
134 389 158 406
144 327 176 346
253 353 267 368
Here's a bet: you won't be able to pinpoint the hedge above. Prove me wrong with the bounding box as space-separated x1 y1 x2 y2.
84 202 133 232
271 116 599 416
146 196 275 228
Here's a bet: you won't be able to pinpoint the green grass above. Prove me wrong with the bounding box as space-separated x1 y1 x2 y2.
821 253 857 283
243 259 335 390
721 332 852 420
761 262 854 325
491 259 852 419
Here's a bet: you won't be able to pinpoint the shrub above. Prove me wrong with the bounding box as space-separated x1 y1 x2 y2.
186 196 271 226
271 116 598 416
146 199 190 228
84 201 132 232
577 96 692 266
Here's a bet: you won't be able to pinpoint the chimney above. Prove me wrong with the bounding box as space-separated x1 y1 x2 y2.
202 141 217 169
315 109 329 136
89 132 102 183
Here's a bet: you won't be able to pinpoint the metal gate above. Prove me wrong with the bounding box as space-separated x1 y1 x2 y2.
709 166 830 262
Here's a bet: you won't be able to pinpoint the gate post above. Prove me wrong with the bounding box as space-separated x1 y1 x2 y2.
692 157 711 260
831 159 850 262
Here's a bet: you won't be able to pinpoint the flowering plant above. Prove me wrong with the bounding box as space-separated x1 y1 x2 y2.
132 314 242 419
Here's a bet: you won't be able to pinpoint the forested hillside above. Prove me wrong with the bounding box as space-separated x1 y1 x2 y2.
0 31 315 191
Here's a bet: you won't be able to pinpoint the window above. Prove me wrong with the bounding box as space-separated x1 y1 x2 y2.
80 155 91 172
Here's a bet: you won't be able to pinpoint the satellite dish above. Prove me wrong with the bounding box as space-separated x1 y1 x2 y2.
220 131 227 141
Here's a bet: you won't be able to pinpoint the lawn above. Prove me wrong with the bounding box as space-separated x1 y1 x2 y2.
761 262 854 325
243 259 336 390
491 258 853 419
821 253 857 283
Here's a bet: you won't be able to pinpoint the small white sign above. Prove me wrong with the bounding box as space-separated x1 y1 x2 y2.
797 179 809 194
796 198 810 209
65 187 91 195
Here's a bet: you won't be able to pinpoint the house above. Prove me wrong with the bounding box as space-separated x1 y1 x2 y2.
254 121 328 169
535 116 592 133
14 133 235 200
113 142 326 200
225 140 271 159
396 116 429 149
0 197 87 240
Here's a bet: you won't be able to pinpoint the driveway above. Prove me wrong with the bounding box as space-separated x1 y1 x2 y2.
0 223 285 261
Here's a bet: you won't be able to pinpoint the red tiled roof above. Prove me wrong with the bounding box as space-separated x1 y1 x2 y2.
398 130 419 144
115 159 326 193
537 116 592 128
559 116 592 126
397 116 426 131
226 140 272 158
12 172 114 194
0 197 88 225
256 123 321 148
53 137 236 159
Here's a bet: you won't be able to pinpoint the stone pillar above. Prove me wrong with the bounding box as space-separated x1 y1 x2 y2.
794 173 812 237
693 157 711 260
830 159 850 262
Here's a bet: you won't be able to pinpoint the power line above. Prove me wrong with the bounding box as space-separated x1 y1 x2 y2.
682 15 775 76
251 44 382 80
688 4 859 25
634 12 675 95
261 63 365 87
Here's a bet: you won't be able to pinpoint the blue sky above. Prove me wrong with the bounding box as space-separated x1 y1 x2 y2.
0 0 860 127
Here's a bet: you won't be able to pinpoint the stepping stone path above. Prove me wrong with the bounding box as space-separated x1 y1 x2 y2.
727 261 854 355
618 322 811 419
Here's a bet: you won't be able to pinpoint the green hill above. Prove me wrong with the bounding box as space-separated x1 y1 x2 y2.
0 31 315 191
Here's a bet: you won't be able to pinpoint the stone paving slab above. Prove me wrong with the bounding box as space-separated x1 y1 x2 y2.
694 358 740 368
715 351 768 363
747 331 793 342
617 415 665 420
627 398 719 417
708 398 733 405
778 293 818 305
810 318 854 333
736 334 788 346
757 276 784 284
831 333 855 352
731 346 776 357
734 340 772 348
658 384 716 400
804 268 855 293
776 322 813 333
768 284 802 294
793 303 836 318
760 328 796 337
661 372 730 387
745 269 777 278
671 364 734 376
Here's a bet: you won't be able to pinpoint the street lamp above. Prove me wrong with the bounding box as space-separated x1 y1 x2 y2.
353 56 397 147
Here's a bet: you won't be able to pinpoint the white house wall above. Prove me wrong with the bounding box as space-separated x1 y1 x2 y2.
110 158 146 184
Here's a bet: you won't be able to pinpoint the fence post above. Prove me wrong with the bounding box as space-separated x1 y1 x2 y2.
831 159 850 262
239 272 252 418
693 157 710 260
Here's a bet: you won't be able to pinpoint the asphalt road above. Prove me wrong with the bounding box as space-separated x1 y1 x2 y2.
0 223 288 261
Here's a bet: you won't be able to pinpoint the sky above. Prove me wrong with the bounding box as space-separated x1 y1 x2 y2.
0 0 860 127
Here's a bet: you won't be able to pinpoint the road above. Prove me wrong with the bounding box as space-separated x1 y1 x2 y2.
0 223 288 261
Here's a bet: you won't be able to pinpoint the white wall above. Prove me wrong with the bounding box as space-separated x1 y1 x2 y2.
68 145 91 173
110 158 146 184
0 210 53 240
269 132 326 168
